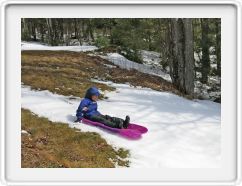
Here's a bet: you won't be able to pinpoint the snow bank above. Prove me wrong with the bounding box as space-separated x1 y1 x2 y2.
102 53 172 82
21 41 98 52
140 50 163 68
21 82 220 168
195 77 221 101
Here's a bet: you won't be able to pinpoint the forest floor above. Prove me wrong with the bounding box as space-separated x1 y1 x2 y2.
21 46 221 168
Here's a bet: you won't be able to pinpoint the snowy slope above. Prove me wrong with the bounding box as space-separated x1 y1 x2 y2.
21 81 220 168
21 41 98 52
140 50 163 68
102 53 172 82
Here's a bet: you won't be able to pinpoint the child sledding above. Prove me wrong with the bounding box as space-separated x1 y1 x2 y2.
75 87 148 139
75 87 130 129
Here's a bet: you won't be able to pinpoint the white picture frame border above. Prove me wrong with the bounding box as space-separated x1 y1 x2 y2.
0 0 241 185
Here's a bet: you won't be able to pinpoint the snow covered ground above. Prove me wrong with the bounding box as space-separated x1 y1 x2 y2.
21 81 221 168
140 50 163 68
102 53 172 82
21 41 98 52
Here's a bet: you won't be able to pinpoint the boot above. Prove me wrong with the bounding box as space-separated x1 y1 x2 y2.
123 115 130 129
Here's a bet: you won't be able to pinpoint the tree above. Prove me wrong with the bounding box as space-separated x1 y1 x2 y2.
46 18 54 45
183 19 195 95
29 19 37 41
21 18 31 41
170 18 194 95
201 18 210 84
215 19 221 76
110 19 144 63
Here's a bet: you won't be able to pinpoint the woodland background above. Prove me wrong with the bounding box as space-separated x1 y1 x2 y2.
21 18 221 102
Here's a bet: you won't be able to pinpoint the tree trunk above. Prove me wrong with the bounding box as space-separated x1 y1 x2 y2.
46 18 55 46
74 18 78 39
215 19 221 76
170 18 194 96
21 18 30 41
183 19 195 95
201 18 210 84
31 19 37 41
86 19 94 42
40 23 45 43
64 19 70 46
60 18 64 43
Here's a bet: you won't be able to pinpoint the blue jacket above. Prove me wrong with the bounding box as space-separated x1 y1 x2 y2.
76 87 101 120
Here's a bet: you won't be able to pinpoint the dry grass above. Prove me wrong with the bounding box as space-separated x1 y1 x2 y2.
21 109 129 168
21 51 115 98
21 50 185 99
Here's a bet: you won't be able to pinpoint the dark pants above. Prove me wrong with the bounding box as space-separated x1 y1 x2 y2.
87 114 124 129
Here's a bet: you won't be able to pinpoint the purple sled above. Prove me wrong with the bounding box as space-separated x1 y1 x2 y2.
82 118 148 140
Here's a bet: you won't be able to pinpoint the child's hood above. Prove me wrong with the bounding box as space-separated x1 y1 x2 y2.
84 87 100 99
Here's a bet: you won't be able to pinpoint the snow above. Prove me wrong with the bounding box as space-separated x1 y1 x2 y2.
194 51 217 69
210 55 217 64
102 53 172 82
103 64 117 68
21 130 30 135
194 76 221 101
140 50 162 68
21 81 221 168
21 41 98 52
194 52 201 63
211 63 217 69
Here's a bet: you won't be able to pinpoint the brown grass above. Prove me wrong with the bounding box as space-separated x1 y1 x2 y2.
21 51 115 98
21 109 129 168
21 50 185 99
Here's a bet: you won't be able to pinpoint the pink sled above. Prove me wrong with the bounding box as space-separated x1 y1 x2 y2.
81 118 148 140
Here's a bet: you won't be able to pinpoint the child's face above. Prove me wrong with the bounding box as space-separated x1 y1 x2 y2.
92 95 99 101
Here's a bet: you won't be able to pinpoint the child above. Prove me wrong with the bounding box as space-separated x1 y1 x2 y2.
75 87 130 129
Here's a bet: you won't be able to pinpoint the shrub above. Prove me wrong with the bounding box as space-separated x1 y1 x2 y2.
95 36 110 48
119 47 143 64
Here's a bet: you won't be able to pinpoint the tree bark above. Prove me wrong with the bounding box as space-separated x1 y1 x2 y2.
31 20 37 41
215 19 221 76
201 18 210 84
21 18 30 41
170 18 194 96
183 19 195 95
46 18 54 45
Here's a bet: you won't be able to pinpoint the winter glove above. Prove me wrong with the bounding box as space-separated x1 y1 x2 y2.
82 107 88 111
74 118 82 123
